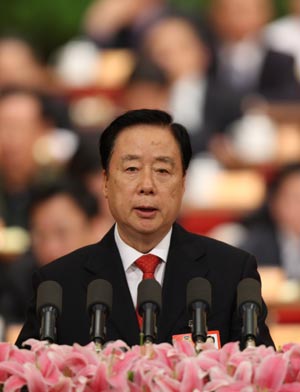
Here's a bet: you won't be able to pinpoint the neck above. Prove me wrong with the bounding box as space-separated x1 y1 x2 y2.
117 225 170 253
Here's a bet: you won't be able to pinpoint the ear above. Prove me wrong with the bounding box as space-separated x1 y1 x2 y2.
182 173 186 194
102 169 109 199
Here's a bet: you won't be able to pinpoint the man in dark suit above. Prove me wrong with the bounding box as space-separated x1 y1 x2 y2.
16 109 274 348
205 0 300 102
239 163 300 279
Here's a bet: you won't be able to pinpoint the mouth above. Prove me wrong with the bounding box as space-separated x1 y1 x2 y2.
134 206 158 218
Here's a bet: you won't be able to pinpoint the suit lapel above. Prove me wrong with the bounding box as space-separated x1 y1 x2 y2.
83 227 140 345
158 224 209 342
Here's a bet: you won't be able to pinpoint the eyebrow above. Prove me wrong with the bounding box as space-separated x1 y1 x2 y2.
155 156 175 167
121 154 175 166
121 154 141 162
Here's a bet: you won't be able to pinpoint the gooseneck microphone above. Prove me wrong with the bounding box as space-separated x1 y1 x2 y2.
137 279 162 344
87 279 112 348
237 278 262 348
187 277 212 350
36 280 62 343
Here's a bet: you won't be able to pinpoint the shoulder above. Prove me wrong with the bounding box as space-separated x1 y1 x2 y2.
172 224 259 284
173 223 254 261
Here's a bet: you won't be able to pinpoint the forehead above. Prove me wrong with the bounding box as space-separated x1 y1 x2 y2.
113 124 180 151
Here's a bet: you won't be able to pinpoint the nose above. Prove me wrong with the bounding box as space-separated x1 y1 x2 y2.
138 168 155 195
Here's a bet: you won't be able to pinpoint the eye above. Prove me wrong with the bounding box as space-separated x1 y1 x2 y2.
125 166 138 172
156 168 170 174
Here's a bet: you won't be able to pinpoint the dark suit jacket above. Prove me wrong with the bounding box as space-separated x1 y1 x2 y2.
16 224 274 348
189 77 243 155
206 36 300 101
239 223 281 268
259 50 300 101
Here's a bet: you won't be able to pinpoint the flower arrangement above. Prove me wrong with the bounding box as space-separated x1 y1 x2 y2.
0 338 300 391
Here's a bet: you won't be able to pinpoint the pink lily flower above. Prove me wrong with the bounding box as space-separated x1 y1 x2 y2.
279 382 300 391
254 353 288 391
282 343 300 383
2 374 26 392
175 356 206 391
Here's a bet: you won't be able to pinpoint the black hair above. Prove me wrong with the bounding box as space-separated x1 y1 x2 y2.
28 179 99 221
99 108 192 173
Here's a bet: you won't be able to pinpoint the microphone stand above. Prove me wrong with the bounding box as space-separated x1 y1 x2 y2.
242 303 259 348
139 303 158 357
39 306 58 344
90 304 108 353
190 301 208 354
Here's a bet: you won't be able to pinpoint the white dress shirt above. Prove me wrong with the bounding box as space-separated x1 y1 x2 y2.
114 225 172 306
169 75 207 134
218 38 264 91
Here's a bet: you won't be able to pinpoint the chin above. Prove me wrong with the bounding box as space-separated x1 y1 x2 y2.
134 222 161 235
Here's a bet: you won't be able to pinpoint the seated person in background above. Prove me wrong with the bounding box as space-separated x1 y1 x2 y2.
4 179 99 325
140 14 243 155
0 87 70 229
0 36 71 128
206 0 300 101
0 35 51 92
16 109 274 348
239 162 300 280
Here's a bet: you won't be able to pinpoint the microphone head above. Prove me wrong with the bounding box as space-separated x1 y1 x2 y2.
86 279 113 315
36 280 63 317
186 277 212 312
237 278 262 313
137 279 162 316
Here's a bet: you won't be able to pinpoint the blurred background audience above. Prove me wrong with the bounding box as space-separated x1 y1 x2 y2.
239 163 300 278
139 14 243 155
205 0 300 101
0 87 75 230
1 179 100 334
82 0 170 50
0 0 300 346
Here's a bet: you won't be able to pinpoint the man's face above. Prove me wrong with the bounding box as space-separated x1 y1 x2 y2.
146 18 208 81
103 124 186 250
0 94 47 188
271 173 300 236
31 195 93 266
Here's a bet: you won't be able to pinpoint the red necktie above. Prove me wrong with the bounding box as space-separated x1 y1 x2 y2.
135 254 160 328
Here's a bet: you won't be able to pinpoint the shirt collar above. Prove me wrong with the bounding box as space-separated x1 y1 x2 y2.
114 224 172 272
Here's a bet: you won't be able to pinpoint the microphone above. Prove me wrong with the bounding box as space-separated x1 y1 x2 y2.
86 279 112 348
187 277 211 350
36 280 62 343
137 279 162 344
237 278 262 348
